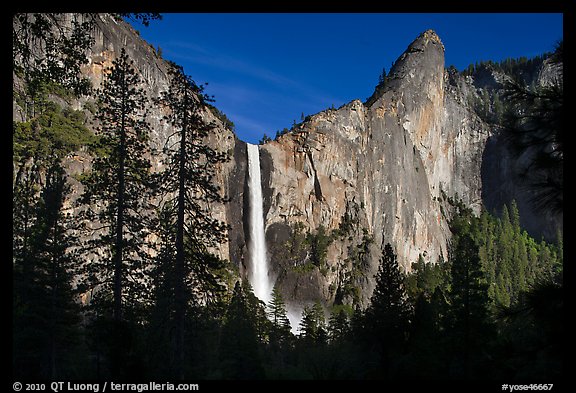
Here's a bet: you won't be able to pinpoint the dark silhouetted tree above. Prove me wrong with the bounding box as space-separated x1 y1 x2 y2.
364 242 412 376
154 61 229 378
493 279 562 379
298 303 327 346
13 13 95 98
378 67 387 85
13 162 82 379
267 286 292 348
259 133 272 145
78 48 154 378
218 282 264 379
448 233 493 378
115 13 162 27
327 309 350 343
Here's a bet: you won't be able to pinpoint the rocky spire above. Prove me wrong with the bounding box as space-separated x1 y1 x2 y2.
367 29 445 108
388 29 445 86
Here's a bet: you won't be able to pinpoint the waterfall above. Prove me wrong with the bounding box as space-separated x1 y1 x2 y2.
247 143 273 305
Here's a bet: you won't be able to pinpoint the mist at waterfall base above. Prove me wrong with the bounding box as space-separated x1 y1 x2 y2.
247 143 303 334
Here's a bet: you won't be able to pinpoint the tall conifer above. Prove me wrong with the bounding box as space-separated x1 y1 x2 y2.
78 48 154 377
153 61 229 378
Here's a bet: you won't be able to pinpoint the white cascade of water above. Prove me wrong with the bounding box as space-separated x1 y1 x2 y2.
247 143 273 305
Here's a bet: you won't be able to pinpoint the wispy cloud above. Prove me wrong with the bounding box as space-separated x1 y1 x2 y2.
162 40 348 143
223 111 276 144
165 41 295 87
205 81 330 113
226 112 271 132
164 41 343 108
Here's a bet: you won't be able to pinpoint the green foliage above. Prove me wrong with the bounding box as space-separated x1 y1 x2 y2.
280 222 336 274
13 105 94 162
335 229 373 305
327 308 350 343
364 243 413 348
462 45 562 214
267 286 292 346
306 224 333 268
218 282 265 379
334 200 361 238
154 59 230 262
404 253 449 302
12 14 564 380
259 133 272 145
13 79 95 164
461 53 548 81
78 48 155 323
492 279 563 379
151 61 230 378
378 67 387 86
447 197 561 309
448 232 492 337
115 13 162 27
501 58 563 213
279 222 308 270
345 241 413 377
207 104 235 131
75 50 156 378
13 163 84 379
274 127 290 140
298 303 327 345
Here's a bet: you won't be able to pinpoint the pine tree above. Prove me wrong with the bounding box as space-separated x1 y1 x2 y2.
448 232 492 378
13 162 82 378
218 282 264 379
298 303 327 346
407 293 437 377
327 309 350 343
349 305 365 342
154 61 229 378
378 67 387 85
78 48 154 377
267 286 292 348
364 242 412 375
241 279 270 345
13 163 41 281
34 163 82 378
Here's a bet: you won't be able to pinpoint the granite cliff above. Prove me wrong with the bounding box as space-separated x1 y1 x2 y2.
13 15 561 310
258 30 490 307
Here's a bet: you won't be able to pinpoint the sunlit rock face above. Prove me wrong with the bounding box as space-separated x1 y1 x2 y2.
255 30 490 308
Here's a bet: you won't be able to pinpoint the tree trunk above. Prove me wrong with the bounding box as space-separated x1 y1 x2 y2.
112 79 127 378
174 88 188 379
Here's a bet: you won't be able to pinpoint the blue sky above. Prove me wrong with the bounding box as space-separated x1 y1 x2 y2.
130 13 563 145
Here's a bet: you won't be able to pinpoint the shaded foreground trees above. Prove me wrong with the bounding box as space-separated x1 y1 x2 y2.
150 61 229 379
77 48 155 378
362 241 412 377
13 162 83 379
14 191 563 379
